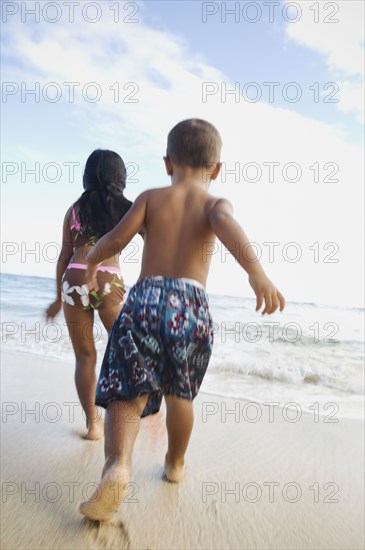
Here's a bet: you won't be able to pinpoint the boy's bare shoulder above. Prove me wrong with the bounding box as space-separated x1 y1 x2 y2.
211 196 233 211
143 185 170 196
137 187 233 217
204 193 233 215
134 186 169 205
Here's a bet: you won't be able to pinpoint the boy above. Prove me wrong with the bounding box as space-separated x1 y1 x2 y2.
80 119 285 521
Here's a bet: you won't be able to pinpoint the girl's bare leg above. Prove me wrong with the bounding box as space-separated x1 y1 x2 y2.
80 395 148 521
164 395 194 482
98 304 122 334
63 303 104 440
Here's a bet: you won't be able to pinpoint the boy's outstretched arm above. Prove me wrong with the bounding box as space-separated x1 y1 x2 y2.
209 199 285 314
85 191 147 290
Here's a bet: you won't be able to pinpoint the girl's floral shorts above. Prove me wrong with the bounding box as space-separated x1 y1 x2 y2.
61 266 125 310
96 276 214 417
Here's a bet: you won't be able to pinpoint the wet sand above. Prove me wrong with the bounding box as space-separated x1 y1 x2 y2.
1 350 364 549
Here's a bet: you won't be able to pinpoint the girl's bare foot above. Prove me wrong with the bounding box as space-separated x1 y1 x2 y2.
79 463 130 521
164 453 186 483
85 416 104 440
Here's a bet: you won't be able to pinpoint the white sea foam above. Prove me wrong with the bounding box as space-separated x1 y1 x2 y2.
1 273 364 418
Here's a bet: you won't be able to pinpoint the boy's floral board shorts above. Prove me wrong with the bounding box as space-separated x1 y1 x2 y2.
96 276 214 417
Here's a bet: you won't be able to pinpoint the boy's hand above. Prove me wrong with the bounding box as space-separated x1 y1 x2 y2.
85 263 99 292
46 300 62 321
249 272 285 314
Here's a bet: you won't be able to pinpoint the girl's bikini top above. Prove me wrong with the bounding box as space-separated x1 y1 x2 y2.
68 198 138 253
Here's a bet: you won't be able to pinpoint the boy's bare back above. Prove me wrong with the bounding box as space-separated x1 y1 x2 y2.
139 182 218 286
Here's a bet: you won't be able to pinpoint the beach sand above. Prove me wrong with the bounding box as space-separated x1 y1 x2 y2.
1 349 364 550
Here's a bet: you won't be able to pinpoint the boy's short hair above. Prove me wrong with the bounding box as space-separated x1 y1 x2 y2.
166 118 222 168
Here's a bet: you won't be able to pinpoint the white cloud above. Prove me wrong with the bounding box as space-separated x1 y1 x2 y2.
1 2 363 307
284 0 364 121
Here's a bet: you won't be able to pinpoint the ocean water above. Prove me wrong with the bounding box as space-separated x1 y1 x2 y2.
1 273 364 419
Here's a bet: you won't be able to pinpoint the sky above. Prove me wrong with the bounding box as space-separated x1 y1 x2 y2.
1 0 364 307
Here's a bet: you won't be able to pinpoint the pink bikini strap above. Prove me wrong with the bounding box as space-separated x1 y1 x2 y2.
70 204 81 232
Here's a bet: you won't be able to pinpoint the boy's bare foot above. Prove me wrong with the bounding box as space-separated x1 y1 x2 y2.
85 416 104 440
79 464 130 521
164 453 186 483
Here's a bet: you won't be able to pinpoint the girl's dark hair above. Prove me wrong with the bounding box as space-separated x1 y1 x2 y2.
76 149 132 237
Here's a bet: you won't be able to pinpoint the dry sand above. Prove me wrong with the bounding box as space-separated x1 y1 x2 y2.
1 350 364 549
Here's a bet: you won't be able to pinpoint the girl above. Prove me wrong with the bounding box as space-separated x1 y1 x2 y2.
46 149 136 440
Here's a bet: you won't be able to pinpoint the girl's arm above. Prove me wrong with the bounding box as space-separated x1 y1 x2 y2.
46 209 74 319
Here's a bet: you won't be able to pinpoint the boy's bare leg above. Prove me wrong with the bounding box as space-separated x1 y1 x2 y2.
164 395 194 483
80 395 148 521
